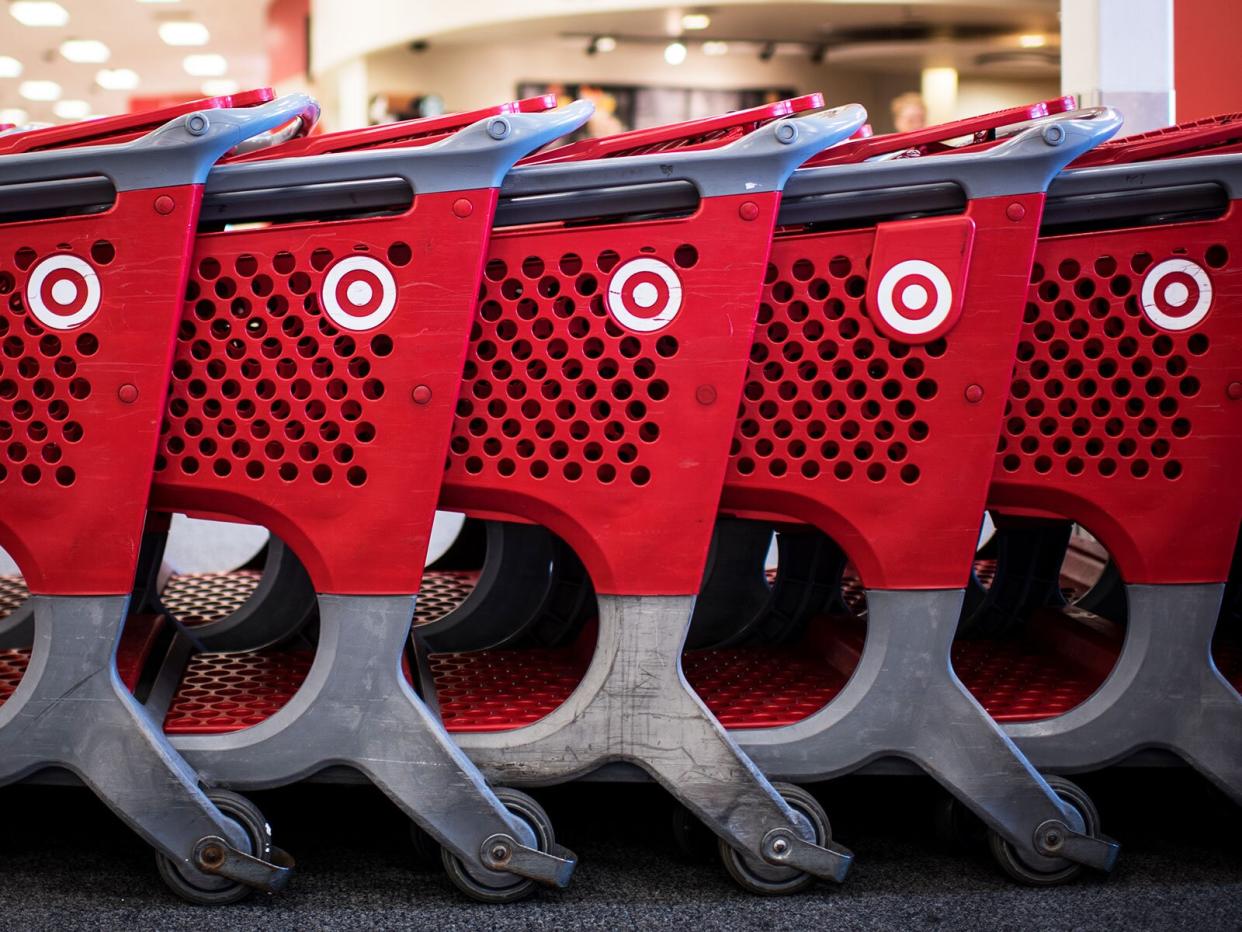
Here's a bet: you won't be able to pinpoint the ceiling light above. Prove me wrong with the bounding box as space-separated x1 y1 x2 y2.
60 39 110 63
680 13 710 30
702 40 728 56
664 41 687 65
587 35 616 54
96 67 139 90
9 1 68 27
183 53 227 76
159 20 209 45
0 108 29 124
201 78 239 97
0 55 22 77
53 98 89 119
19 80 61 102
1018 33 1047 48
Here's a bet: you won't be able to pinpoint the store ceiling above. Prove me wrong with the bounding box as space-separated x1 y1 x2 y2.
0 0 268 124
432 2 1061 78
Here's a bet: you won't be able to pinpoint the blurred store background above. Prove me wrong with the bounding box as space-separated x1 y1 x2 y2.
1 1 1239 137
0 0 1238 573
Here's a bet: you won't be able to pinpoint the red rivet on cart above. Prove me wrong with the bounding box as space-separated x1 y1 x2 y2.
739 201 759 221
964 384 984 403
118 384 138 404
452 198 473 218
696 384 717 405
412 385 432 405
1228 381 1242 400
1005 203 1025 222
153 195 175 215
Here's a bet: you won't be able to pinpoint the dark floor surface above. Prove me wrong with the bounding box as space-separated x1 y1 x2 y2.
0 768 1236 931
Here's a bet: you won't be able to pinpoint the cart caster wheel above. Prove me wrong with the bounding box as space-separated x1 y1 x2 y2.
670 802 715 862
155 790 273 905
932 795 986 853
987 776 1101 886
442 788 556 903
718 783 831 896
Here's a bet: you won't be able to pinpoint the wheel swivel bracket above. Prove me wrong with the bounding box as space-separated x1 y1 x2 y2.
193 836 297 893
1033 820 1121 872
479 833 578 888
760 827 854 883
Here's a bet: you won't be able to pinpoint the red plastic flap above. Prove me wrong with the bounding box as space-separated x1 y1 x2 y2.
864 215 976 344
521 93 825 164
806 96 1077 166
227 95 558 161
0 88 275 154
1072 111 1242 166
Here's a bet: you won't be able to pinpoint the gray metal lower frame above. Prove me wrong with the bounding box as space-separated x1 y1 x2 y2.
735 589 1117 873
1006 583 1241 803
162 593 573 888
0 595 273 887
450 594 854 882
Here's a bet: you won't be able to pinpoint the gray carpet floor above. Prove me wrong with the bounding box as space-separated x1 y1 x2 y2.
0 769 1236 931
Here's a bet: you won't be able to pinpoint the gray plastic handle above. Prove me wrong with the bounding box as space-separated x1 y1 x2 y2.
1049 147 1242 200
499 103 869 200
202 100 596 198
0 93 321 192
784 107 1124 202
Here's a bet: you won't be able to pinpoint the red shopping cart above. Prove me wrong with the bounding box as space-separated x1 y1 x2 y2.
0 93 317 903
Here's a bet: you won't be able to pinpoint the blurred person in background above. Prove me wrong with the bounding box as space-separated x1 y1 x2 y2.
890 92 927 133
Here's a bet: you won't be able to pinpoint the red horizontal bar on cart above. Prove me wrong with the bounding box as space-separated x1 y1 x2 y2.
519 92 825 164
227 95 559 161
0 88 275 154
1072 111 1242 166
805 95 1078 166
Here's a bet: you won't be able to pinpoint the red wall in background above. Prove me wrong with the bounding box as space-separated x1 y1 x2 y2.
1175 0 1242 120
267 0 310 85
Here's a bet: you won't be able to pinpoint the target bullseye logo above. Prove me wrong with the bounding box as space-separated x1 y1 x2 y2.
1140 259 1212 332
606 258 683 333
875 259 953 337
321 256 397 331
26 255 101 331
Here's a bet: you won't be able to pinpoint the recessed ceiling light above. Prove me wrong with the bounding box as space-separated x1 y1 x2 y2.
159 20 209 45
60 39 110 63
183 53 227 76
53 98 90 119
702 41 728 56
594 35 616 53
96 67 140 90
9 1 68 27
0 108 29 125
1018 33 1047 48
664 41 687 65
0 55 22 77
19 79 62 102
201 78 239 97
681 13 710 30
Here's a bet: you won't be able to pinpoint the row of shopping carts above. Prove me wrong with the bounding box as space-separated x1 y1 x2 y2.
0 85 1236 903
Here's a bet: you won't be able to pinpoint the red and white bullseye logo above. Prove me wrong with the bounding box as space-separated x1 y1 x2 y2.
321 256 397 331
606 258 683 333
1140 259 1212 332
26 255 101 331
874 259 953 337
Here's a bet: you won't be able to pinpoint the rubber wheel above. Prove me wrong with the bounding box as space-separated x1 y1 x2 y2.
155 789 273 906
987 776 1100 886
441 788 556 903
718 783 831 895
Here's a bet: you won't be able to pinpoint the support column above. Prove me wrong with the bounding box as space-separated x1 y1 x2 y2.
921 66 959 126
1061 0 1174 133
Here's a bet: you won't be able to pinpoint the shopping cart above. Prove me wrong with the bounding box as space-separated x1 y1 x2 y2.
0 93 317 902
134 101 593 902
966 119 1242 819
420 103 870 894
